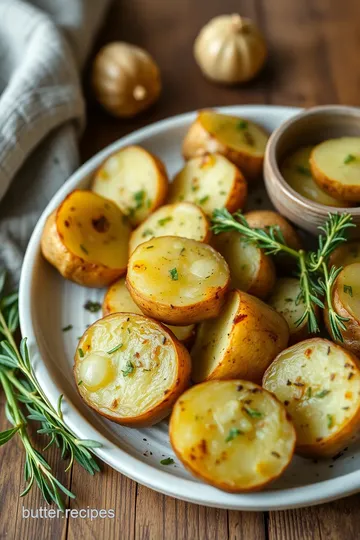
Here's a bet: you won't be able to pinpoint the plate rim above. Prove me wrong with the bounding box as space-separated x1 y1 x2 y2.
19 104 360 510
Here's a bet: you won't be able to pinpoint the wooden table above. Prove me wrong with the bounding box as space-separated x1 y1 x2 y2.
2 0 360 538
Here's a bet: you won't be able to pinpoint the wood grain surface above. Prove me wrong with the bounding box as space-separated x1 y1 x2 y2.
1 0 360 539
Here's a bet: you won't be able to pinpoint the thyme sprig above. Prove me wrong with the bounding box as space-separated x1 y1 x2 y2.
0 272 101 510
211 209 354 340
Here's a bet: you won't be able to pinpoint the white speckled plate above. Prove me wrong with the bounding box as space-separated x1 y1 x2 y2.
19 106 360 510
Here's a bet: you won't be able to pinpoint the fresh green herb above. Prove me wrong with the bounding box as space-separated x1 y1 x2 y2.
306 387 312 398
327 414 334 429
344 154 356 164
219 191 227 196
198 195 209 205
121 360 135 377
158 216 173 227
315 389 330 398
180 247 186 255
0 272 101 510
191 185 200 192
80 244 88 255
296 165 311 176
62 324 73 332
225 428 242 442
160 457 174 465
77 380 83 386
133 190 146 209
146 245 154 250
237 120 248 130
78 348 84 358
84 300 101 313
142 229 154 238
244 131 255 146
107 343 123 354
244 406 264 419
169 268 179 281
343 285 353 297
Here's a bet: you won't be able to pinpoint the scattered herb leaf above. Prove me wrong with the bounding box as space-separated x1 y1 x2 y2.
78 348 84 358
198 195 209 205
296 165 311 176
169 268 179 281
80 244 88 254
225 428 242 442
142 229 154 238
315 389 330 398
327 414 334 429
122 360 135 377
160 457 175 465
107 343 123 354
158 216 173 227
84 300 101 313
244 406 264 419
62 324 73 332
237 120 248 130
344 154 356 164
343 285 353 297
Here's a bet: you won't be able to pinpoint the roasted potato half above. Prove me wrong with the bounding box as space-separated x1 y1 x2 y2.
168 153 247 216
129 202 210 254
92 145 168 226
212 230 276 299
310 138 360 202
127 236 230 325
170 380 296 493
324 263 360 356
280 146 352 207
269 278 319 344
329 241 360 269
103 277 196 346
191 289 289 384
182 110 269 180
263 338 360 458
74 313 191 427
41 190 130 288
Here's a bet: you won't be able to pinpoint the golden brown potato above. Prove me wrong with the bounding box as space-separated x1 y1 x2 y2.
129 202 211 254
191 289 289 384
127 236 230 325
280 146 353 207
324 263 360 356
268 278 319 344
41 190 130 288
212 230 276 299
170 380 296 493
182 110 269 180
329 242 360 269
168 153 247 215
74 313 191 427
310 138 360 203
103 277 196 346
263 338 360 458
92 145 168 226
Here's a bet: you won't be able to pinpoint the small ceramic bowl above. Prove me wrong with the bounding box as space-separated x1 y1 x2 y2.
264 105 360 237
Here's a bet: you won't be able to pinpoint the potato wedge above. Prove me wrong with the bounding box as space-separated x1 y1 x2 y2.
212 231 276 299
127 236 230 325
41 190 130 288
329 241 360 269
182 110 269 180
170 380 296 493
168 153 247 216
74 313 191 427
310 138 360 202
191 289 289 384
280 146 352 207
269 278 319 344
263 338 360 458
129 202 210 254
103 277 196 346
324 263 360 356
92 145 168 226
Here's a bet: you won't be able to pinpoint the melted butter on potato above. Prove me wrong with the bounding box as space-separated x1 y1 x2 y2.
170 380 295 492
263 338 360 457
74 313 191 426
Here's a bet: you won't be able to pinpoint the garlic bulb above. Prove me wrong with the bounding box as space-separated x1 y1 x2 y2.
92 42 161 118
194 14 267 84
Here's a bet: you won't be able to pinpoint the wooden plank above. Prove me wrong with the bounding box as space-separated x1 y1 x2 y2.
228 510 266 540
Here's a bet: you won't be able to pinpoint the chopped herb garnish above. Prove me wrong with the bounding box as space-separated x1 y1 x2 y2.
160 457 174 465
107 343 123 354
142 229 154 238
180 247 186 255
133 190 146 209
296 165 311 176
80 244 88 254
306 387 312 398
344 154 356 164
219 191 227 196
169 268 179 281
343 285 353 297
327 414 334 429
121 360 135 377
237 120 248 130
62 324 73 332
158 216 173 226
315 389 330 398
225 428 242 442
198 195 209 205
191 185 200 192
78 348 84 358
84 300 101 313
78 380 83 386
146 245 154 249
244 406 264 419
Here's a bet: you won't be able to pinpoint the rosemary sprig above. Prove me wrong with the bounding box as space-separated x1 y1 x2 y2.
0 272 101 510
211 209 354 340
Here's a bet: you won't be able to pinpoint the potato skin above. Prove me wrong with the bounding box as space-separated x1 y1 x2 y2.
182 115 265 180
74 314 192 427
244 210 302 252
192 290 289 384
328 242 360 269
41 210 125 288
247 251 276 299
310 154 360 202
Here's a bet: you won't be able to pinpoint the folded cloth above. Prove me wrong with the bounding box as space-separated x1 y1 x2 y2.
0 0 111 285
